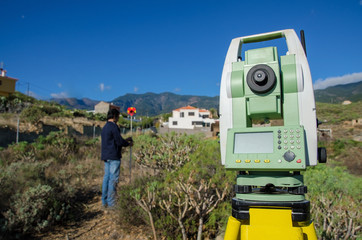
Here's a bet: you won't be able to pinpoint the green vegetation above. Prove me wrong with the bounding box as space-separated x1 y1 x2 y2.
0 131 102 238
0 127 360 239
120 133 362 239
119 134 234 240
118 115 156 129
305 163 361 239
0 96 360 239
316 101 361 124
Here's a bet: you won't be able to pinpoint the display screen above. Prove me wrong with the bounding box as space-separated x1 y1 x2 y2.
234 132 274 153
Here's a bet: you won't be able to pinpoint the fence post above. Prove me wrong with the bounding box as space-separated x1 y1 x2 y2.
16 116 19 144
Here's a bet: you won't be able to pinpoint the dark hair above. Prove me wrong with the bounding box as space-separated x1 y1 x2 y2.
107 108 120 120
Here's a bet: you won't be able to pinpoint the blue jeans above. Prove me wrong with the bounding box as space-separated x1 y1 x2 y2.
102 160 121 207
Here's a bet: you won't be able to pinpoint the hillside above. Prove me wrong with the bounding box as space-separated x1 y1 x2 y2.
50 97 100 110
111 92 219 116
314 81 362 103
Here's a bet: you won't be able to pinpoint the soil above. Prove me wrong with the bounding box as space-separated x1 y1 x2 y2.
35 179 152 240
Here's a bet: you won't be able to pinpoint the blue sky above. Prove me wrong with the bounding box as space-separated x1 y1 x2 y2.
1 0 361 101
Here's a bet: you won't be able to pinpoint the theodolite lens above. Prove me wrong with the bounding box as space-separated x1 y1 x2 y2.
253 70 267 85
247 64 276 94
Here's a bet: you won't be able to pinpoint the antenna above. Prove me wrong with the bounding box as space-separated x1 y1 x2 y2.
300 30 307 57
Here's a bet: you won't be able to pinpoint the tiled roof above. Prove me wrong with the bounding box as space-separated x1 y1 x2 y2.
174 105 197 111
174 106 211 113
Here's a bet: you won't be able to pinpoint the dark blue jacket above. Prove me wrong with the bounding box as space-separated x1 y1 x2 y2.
101 121 130 160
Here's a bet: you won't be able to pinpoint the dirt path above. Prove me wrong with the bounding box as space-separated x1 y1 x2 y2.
36 180 152 240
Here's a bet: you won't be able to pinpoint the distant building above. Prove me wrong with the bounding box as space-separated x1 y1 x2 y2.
168 105 216 129
342 100 352 105
94 101 120 114
0 68 18 97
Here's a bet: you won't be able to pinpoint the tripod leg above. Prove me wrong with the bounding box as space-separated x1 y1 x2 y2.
224 208 317 240
224 216 241 240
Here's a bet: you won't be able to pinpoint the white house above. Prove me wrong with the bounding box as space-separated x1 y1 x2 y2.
168 106 215 129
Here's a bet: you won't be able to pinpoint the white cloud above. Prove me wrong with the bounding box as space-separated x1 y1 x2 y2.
360 0 362 5
99 83 111 92
134 87 139 92
313 72 362 90
50 91 69 98
57 83 62 88
174 88 181 92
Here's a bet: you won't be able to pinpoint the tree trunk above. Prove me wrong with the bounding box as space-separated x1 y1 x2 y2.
197 217 203 240
178 219 187 240
148 212 157 240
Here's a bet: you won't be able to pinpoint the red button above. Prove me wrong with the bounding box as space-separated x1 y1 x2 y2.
296 159 302 163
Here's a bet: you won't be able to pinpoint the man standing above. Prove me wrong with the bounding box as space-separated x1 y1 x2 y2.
101 108 133 208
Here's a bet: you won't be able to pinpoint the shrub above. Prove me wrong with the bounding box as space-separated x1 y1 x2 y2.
0 131 99 238
4 184 71 234
133 132 201 172
305 164 361 239
7 141 36 162
40 104 63 115
120 137 233 239
73 110 86 118
20 105 45 123
118 177 151 227
38 131 78 163
161 139 233 239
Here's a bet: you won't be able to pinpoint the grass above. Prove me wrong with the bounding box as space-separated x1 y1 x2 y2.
316 101 362 124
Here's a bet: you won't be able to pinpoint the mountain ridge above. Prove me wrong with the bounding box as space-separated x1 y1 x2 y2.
50 81 362 116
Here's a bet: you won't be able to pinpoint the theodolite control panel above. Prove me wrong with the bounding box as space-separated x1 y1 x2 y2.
226 125 307 170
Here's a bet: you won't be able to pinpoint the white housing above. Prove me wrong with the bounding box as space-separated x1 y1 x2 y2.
219 29 317 166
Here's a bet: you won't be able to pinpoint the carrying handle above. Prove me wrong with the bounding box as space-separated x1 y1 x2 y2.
241 32 284 44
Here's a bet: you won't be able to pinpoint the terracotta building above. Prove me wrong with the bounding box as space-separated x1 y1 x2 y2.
0 68 18 97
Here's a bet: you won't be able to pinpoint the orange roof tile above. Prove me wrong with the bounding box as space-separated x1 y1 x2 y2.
174 105 197 111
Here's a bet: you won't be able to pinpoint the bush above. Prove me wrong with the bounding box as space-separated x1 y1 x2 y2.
0 131 101 238
120 136 233 239
4 184 71 234
40 104 63 115
133 132 201 172
305 164 361 239
38 131 78 163
20 105 45 123
118 177 152 227
7 141 36 162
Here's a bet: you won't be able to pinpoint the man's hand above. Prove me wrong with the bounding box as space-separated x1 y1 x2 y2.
126 137 134 146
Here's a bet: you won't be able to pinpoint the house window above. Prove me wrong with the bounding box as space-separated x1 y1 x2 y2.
188 112 195 116
180 112 184 118
192 121 203 126
173 121 178 126
0 80 2 86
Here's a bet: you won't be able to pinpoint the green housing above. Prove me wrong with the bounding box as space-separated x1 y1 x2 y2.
225 46 302 171
226 46 307 201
